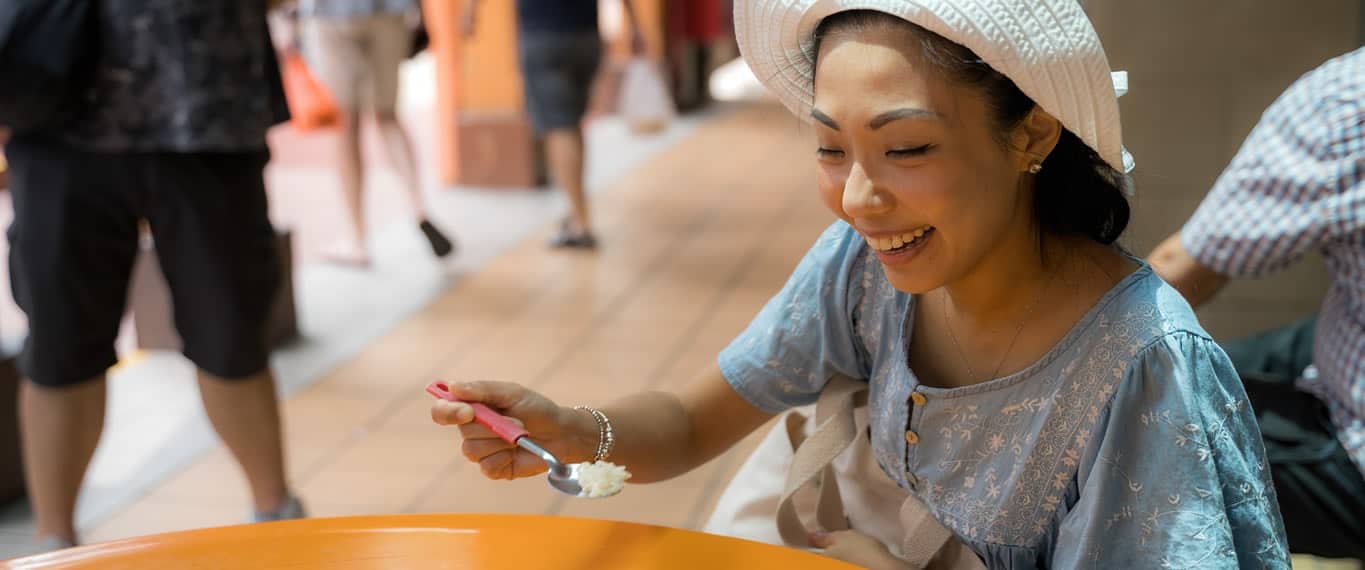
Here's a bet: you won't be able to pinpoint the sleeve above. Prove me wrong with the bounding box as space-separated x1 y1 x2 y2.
1181 53 1365 277
1051 333 1291 569
716 222 872 414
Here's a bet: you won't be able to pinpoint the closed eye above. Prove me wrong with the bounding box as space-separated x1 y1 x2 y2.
887 145 933 158
816 147 846 158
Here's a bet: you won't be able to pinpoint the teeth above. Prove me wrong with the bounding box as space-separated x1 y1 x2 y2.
863 226 934 252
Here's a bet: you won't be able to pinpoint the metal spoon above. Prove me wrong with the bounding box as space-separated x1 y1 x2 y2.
426 381 617 499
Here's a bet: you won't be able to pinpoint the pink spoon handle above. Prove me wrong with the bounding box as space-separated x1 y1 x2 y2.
426 381 530 444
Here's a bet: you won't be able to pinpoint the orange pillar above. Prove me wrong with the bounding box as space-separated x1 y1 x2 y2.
424 0 462 186
427 0 527 187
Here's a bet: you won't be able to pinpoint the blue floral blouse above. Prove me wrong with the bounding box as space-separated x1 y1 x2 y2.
718 222 1290 568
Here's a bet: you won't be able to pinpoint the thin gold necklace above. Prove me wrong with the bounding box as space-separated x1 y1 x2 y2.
941 273 1052 383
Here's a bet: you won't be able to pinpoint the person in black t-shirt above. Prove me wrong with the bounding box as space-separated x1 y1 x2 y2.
5 0 306 552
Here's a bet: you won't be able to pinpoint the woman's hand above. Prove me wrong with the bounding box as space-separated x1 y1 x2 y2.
810 530 913 570
430 381 596 480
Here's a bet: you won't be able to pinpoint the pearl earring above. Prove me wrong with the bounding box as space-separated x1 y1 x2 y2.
1027 162 1043 174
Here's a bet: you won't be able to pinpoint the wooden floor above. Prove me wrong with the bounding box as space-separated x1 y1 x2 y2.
84 103 827 543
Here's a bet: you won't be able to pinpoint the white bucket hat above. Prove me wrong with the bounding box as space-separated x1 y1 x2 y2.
735 0 1135 174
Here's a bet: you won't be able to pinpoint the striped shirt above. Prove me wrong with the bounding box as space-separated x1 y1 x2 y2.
1182 47 1365 477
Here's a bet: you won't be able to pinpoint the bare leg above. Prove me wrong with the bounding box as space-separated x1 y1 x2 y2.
544 128 591 236
196 369 290 514
331 110 370 264
374 112 423 219
376 111 454 257
19 378 106 544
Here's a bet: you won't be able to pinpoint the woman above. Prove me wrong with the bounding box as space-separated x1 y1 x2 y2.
430 0 1289 567
296 0 453 266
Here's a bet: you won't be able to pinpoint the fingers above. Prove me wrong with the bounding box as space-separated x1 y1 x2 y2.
456 411 523 442
429 380 558 482
430 382 534 428
430 400 474 426
474 448 549 480
462 434 514 462
445 381 530 410
808 531 834 549
812 529 880 550
810 530 906 570
476 448 518 480
453 419 543 480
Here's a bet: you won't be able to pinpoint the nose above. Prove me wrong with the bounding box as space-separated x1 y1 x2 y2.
842 162 891 217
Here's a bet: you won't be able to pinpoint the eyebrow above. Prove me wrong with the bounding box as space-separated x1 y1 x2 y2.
811 108 841 130
810 107 942 131
869 108 941 129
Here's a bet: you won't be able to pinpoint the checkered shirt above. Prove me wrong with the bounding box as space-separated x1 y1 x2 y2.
1182 47 1365 477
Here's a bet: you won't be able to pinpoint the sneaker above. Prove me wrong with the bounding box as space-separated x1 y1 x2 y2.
419 219 455 258
33 535 75 553
252 496 307 523
548 220 598 250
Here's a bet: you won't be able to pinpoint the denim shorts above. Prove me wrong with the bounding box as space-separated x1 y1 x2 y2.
518 31 603 134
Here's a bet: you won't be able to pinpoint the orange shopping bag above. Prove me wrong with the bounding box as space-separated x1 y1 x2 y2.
280 52 339 131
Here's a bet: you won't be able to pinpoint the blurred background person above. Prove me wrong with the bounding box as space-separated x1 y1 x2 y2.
296 0 454 266
3 0 306 551
462 0 645 249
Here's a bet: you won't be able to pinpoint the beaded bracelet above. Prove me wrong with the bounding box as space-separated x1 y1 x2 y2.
574 406 615 462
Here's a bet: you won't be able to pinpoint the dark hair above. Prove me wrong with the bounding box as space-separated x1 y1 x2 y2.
813 11 1130 246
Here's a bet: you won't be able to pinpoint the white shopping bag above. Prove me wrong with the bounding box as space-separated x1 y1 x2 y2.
618 57 675 134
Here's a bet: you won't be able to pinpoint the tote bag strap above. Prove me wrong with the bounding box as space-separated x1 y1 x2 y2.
775 374 969 569
775 374 864 546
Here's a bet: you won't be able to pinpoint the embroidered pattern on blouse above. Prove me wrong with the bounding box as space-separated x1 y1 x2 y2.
1088 397 1281 567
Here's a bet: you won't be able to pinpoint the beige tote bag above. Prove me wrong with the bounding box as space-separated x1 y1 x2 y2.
704 375 985 569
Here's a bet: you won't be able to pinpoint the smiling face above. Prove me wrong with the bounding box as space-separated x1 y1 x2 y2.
812 23 1052 294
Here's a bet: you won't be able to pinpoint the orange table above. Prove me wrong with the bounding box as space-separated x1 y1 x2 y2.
2 514 859 569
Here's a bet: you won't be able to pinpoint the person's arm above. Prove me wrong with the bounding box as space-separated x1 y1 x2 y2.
434 371 915 569
619 0 646 55
1171 52 1361 301
435 223 873 484
460 0 480 37
598 366 776 481
431 363 774 484
1147 231 1229 309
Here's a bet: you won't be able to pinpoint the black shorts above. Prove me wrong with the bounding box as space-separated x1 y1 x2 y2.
5 137 281 387
518 31 603 134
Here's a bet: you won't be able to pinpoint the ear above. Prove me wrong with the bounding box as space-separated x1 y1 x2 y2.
1008 107 1062 173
